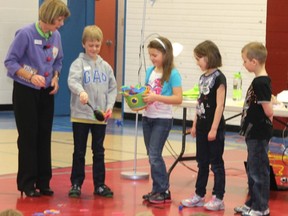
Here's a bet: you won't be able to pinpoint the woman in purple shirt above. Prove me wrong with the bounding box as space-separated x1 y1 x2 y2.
4 0 70 197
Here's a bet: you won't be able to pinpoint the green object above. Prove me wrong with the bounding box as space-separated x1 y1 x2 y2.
233 72 242 101
183 84 199 99
124 86 148 111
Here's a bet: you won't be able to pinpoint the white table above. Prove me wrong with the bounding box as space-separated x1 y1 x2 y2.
181 98 288 118
167 99 288 180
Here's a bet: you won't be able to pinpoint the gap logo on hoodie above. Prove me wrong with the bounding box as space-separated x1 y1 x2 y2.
83 67 107 84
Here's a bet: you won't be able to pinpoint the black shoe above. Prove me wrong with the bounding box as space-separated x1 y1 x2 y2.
94 184 113 198
39 188 54 196
148 190 171 204
142 192 156 200
68 185 81 198
21 189 41 197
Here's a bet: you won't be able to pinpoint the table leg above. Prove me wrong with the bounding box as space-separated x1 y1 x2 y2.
168 107 196 181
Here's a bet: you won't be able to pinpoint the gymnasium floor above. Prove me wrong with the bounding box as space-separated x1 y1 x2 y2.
1 108 288 216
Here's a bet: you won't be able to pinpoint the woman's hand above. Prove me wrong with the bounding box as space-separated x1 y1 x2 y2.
31 74 46 88
49 76 59 95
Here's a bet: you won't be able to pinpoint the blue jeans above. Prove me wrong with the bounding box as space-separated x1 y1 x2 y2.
70 122 106 188
245 138 270 211
142 117 173 193
195 129 226 199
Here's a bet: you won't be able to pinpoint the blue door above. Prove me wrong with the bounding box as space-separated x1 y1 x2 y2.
39 0 95 115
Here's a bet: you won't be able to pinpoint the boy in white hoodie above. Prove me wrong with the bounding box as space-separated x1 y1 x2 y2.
67 25 117 198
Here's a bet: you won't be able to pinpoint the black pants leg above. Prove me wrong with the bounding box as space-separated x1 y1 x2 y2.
91 124 106 187
70 123 89 186
13 82 54 191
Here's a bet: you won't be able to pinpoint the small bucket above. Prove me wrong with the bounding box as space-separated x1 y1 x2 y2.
124 87 148 111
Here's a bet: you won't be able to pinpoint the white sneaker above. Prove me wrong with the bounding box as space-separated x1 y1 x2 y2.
204 195 224 211
181 194 205 207
234 204 250 214
242 208 270 216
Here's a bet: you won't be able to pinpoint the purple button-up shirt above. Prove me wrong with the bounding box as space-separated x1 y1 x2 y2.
4 23 63 89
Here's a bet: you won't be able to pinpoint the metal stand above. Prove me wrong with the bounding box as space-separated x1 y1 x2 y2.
121 111 149 180
121 0 151 180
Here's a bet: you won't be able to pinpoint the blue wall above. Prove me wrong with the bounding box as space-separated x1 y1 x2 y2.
39 0 95 115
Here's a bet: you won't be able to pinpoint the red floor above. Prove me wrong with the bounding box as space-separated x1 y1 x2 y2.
1 149 288 216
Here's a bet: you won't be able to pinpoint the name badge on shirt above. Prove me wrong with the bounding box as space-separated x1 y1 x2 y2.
34 39 42 45
52 47 59 59
84 66 91 71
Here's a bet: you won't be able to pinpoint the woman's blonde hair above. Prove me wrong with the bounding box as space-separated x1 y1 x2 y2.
39 0 70 24
82 25 103 44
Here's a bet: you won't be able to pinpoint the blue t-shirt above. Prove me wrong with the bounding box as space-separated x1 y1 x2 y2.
143 66 182 118
145 66 182 96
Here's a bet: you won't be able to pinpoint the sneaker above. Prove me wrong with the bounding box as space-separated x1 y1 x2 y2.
142 192 156 201
234 204 250 214
68 184 81 198
204 195 225 211
242 208 270 216
94 184 113 198
148 190 171 204
181 194 205 207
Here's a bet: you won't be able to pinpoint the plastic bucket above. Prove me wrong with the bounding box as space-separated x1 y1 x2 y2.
124 87 148 111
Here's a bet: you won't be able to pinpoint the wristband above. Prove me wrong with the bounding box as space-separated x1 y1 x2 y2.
29 74 35 81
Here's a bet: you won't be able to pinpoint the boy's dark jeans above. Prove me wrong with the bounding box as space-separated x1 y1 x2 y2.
245 138 270 212
70 122 107 187
195 129 226 200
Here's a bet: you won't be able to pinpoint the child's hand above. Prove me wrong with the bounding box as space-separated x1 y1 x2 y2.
104 109 112 121
143 92 156 103
191 126 196 137
79 91 88 105
208 129 217 141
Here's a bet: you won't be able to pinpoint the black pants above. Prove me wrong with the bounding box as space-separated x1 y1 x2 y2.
70 122 107 188
13 82 54 191
195 129 226 200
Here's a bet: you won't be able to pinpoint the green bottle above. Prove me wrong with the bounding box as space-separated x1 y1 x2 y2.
232 72 242 101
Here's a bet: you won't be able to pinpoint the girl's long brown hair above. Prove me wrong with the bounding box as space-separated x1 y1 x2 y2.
147 36 174 85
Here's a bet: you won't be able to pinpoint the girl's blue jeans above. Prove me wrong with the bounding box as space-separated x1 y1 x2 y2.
142 117 173 193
